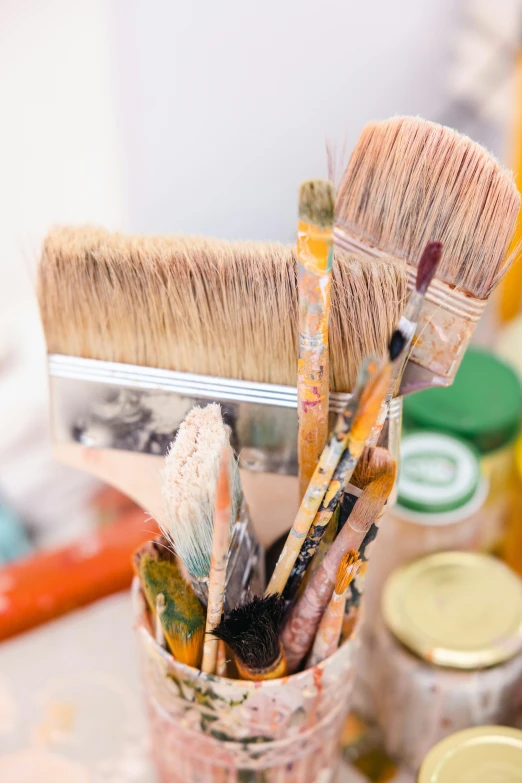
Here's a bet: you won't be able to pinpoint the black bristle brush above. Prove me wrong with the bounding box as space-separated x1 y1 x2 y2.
212 595 287 681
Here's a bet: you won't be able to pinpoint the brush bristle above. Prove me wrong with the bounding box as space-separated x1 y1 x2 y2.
212 595 285 673
137 550 206 667
351 447 394 490
415 241 443 295
298 180 335 227
388 329 406 361
335 550 361 593
160 404 239 580
348 467 397 534
38 227 407 392
336 117 520 297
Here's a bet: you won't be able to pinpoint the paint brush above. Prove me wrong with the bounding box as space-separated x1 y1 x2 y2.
342 448 395 620
282 337 398 604
307 551 362 667
282 361 371 602
386 242 442 397
212 595 287 681
266 357 391 597
160 404 264 610
297 179 335 497
134 540 206 667
38 227 407 550
335 116 520 395
201 447 232 674
281 471 395 673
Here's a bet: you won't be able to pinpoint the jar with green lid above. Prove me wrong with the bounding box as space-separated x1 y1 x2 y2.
418 726 522 783
404 347 522 552
367 553 522 772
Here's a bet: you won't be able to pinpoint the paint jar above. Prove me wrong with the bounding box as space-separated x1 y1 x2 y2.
366 553 522 772
355 431 488 624
418 726 522 783
132 579 356 783
403 347 522 553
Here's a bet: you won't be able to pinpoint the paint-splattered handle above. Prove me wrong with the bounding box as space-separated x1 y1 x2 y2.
297 219 333 498
202 448 232 674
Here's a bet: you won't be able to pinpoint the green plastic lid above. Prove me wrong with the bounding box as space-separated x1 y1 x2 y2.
404 347 522 453
397 432 482 515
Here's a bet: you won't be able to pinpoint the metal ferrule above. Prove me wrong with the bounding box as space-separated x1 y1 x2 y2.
333 226 488 394
48 354 387 476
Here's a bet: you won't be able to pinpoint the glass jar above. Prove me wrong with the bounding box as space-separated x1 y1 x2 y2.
504 433 522 577
365 553 522 772
355 431 488 624
418 726 522 783
403 347 522 553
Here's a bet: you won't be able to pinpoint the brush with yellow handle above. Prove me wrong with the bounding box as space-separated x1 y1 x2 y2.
297 179 335 498
265 356 391 598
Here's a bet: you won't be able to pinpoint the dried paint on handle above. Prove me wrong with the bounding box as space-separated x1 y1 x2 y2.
266 359 389 598
297 218 333 498
201 448 232 674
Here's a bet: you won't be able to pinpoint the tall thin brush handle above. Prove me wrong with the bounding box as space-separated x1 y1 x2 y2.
307 561 361 667
281 474 393 673
297 213 333 498
283 366 370 602
266 358 391 597
201 447 232 674
283 447 355 603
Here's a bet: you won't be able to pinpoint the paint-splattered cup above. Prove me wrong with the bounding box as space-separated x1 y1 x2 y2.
133 579 356 782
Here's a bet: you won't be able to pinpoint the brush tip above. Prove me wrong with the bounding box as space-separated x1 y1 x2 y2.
298 180 335 227
388 329 406 361
212 594 285 674
415 241 443 295
335 550 362 593
351 446 394 490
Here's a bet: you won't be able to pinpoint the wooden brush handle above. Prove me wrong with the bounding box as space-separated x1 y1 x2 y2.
0 510 156 641
297 219 333 498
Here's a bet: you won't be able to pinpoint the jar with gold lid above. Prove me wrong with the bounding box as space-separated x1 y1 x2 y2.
364 552 522 772
418 726 522 783
354 431 488 624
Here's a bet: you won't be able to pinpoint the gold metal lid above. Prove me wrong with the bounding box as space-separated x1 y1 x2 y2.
382 552 522 668
418 726 522 783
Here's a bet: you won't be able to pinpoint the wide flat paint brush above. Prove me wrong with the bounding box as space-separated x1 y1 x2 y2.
37 228 406 548
335 116 520 395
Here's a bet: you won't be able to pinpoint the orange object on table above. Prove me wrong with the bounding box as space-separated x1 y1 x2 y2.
0 509 157 641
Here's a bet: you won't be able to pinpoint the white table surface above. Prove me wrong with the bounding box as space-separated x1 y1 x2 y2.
0 593 374 782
